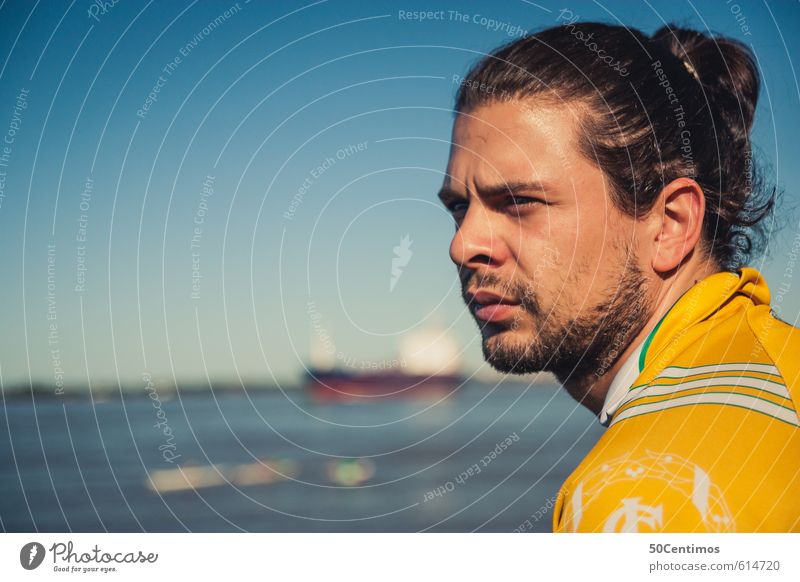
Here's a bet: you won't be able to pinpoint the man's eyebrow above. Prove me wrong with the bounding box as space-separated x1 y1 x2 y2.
480 181 552 198
437 186 464 204
437 180 552 204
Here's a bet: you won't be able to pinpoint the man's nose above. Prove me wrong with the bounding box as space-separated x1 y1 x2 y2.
449 205 503 270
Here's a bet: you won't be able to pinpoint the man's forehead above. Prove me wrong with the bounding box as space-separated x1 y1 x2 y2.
447 104 580 187
450 102 580 169
453 100 580 143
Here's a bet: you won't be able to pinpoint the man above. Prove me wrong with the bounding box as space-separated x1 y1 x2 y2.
440 21 800 532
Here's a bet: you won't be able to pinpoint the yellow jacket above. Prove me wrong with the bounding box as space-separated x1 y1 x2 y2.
553 268 800 532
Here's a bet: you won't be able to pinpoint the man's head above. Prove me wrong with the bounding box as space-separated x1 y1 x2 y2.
440 22 773 380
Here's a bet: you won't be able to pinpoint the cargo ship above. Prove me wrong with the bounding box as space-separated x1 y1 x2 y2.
304 325 464 402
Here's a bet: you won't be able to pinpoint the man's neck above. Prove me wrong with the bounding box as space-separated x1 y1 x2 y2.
558 260 720 417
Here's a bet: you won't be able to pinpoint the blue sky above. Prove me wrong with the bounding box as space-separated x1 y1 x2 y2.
1 0 798 388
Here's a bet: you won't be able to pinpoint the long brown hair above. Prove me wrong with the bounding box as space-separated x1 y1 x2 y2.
455 22 776 271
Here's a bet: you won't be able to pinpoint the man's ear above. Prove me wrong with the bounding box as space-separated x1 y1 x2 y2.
648 178 706 274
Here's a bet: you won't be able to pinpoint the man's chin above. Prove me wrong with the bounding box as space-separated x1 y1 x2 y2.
481 332 547 375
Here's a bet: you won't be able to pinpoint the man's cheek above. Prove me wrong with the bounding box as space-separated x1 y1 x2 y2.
526 244 562 290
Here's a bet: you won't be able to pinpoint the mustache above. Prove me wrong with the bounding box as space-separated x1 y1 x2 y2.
460 270 540 315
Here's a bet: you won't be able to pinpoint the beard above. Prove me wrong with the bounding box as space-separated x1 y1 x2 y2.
463 256 652 382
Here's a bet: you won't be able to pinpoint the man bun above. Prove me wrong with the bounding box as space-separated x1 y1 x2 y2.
651 25 760 141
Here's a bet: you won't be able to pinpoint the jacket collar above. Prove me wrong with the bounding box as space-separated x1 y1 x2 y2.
639 267 770 380
599 268 771 426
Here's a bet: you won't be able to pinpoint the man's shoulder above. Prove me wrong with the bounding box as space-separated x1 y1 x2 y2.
606 302 800 429
554 405 800 532
552 280 800 533
552 449 742 532
553 440 800 532
745 303 800 406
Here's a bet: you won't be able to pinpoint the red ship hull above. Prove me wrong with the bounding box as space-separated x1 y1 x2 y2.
305 370 463 402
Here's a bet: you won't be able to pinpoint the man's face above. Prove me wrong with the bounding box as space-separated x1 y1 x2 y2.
440 100 653 380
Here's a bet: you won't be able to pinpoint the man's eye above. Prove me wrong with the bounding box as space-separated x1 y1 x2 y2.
506 195 543 212
446 200 468 214
508 195 541 206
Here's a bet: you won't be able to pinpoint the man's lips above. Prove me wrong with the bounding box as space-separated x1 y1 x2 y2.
466 289 521 323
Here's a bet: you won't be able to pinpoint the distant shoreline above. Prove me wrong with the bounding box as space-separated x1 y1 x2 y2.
0 382 302 400
1 376 558 400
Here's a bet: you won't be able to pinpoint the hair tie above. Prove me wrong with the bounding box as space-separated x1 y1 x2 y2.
682 58 700 83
